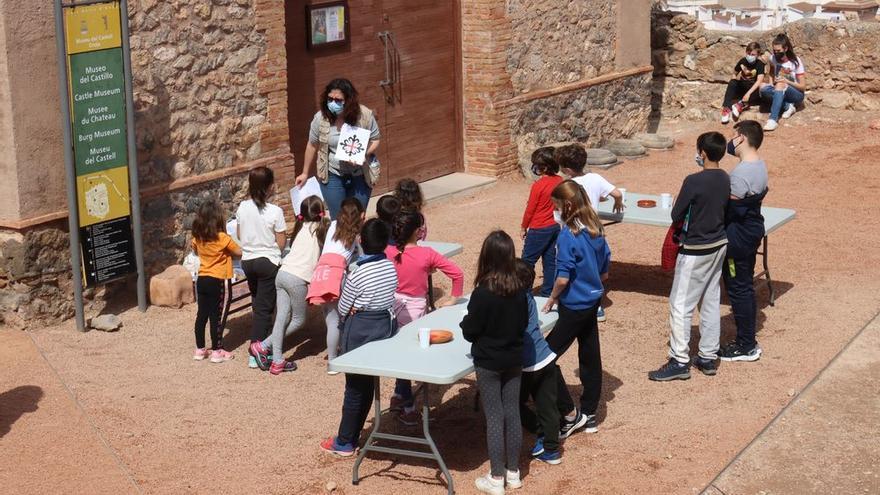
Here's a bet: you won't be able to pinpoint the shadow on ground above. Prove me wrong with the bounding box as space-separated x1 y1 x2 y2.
0 385 43 438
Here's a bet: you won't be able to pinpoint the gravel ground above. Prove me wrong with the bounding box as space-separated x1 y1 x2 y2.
20 119 880 494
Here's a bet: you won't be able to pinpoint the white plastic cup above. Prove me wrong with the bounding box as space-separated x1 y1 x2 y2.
418 328 431 349
660 193 672 209
618 188 627 205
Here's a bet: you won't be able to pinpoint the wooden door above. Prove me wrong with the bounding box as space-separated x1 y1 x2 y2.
380 1 461 187
286 1 460 194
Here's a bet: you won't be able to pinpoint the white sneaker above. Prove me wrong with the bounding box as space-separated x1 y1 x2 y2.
475 473 505 495
506 470 522 489
763 119 778 131
782 103 797 119
721 110 730 124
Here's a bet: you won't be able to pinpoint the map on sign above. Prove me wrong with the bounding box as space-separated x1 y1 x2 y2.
334 123 370 165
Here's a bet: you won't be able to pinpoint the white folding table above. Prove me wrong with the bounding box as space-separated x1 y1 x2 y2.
328 296 559 495
596 192 796 305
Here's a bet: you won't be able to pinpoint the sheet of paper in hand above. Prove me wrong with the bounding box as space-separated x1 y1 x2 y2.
290 177 325 215
334 123 371 165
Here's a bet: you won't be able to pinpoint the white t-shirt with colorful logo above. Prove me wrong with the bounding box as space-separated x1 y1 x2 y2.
773 57 805 84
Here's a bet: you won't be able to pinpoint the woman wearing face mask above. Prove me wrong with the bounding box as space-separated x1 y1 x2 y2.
759 34 806 132
720 42 766 125
295 78 381 219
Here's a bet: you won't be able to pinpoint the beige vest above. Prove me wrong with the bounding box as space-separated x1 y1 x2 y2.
316 104 379 185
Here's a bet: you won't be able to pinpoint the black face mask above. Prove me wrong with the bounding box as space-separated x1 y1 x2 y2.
774 52 787 63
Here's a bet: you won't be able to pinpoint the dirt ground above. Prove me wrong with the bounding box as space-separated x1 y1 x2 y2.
6 117 880 495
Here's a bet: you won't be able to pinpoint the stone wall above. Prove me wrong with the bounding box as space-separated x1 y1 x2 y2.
0 0 293 328
462 0 653 177
652 10 880 121
506 0 617 93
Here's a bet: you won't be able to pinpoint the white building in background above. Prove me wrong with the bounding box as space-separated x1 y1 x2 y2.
661 0 878 30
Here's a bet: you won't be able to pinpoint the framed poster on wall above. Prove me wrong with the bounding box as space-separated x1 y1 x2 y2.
306 1 349 50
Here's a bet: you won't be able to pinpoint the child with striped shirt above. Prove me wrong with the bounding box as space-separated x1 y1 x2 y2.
320 219 399 456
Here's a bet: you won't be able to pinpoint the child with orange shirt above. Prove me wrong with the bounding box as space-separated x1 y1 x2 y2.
521 147 563 297
191 198 242 363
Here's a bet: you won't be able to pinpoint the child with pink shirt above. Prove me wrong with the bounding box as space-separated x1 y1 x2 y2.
385 211 464 425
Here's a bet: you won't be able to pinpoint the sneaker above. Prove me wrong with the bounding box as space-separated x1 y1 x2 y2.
537 449 562 465
209 349 234 363
559 410 588 439
720 342 762 362
648 358 691 381
247 355 259 369
720 108 731 124
397 409 422 426
390 394 410 412
732 101 745 118
319 436 355 457
248 342 270 371
763 119 778 131
782 103 797 119
583 414 598 433
596 306 606 323
506 469 523 489
531 436 545 457
474 473 505 495
269 359 297 375
693 357 718 376
193 348 210 361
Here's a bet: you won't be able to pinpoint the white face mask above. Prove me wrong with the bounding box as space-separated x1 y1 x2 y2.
745 54 757 64
553 210 564 225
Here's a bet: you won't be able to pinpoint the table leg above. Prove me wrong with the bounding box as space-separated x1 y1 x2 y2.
422 385 454 495
352 376 382 486
762 236 775 306
428 274 437 311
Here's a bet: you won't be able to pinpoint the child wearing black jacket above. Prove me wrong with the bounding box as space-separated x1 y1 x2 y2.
462 230 528 494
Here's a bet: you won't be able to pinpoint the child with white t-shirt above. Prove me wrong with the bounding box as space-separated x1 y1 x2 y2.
760 33 806 132
236 166 287 369
554 144 622 322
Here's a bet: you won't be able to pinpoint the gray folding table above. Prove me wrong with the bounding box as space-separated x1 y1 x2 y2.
596 192 796 305
328 296 559 494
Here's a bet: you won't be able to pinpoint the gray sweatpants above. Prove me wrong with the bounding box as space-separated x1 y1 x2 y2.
262 271 308 363
476 366 522 477
324 302 341 360
668 247 727 364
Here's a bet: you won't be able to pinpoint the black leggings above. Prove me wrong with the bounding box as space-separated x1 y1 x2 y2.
242 257 279 342
194 276 231 350
722 79 762 109
545 301 602 416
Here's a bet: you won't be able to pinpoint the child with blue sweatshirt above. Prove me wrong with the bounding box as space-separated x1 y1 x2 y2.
542 180 611 439
515 259 562 465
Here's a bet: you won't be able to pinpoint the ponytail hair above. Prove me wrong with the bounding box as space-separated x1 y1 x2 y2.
247 166 274 211
392 211 423 262
333 197 365 250
292 196 330 251
551 180 604 238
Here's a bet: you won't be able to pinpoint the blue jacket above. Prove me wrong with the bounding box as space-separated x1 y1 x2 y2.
556 227 611 310
725 188 767 259
522 294 555 371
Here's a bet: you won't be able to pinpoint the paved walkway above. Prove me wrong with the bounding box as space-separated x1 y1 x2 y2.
705 312 880 495
0 329 138 494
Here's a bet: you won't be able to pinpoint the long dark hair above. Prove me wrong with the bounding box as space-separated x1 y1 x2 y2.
395 178 424 212
292 196 330 251
392 211 423 262
320 78 362 126
248 166 274 211
333 197 365 250
474 230 521 297
772 33 799 69
192 198 225 243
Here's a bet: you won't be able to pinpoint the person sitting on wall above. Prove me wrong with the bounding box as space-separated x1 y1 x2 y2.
720 42 767 125
760 33 806 132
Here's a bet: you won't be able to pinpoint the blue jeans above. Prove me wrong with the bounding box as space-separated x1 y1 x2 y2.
521 224 560 297
320 173 372 220
760 84 804 121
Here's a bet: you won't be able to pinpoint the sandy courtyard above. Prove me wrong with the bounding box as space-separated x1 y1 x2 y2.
5 119 880 494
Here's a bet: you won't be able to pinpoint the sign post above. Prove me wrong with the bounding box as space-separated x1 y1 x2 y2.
54 0 146 331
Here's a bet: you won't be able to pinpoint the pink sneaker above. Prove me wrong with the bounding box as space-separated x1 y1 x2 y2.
248 342 270 371
269 359 297 375
210 349 235 363
193 348 210 361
